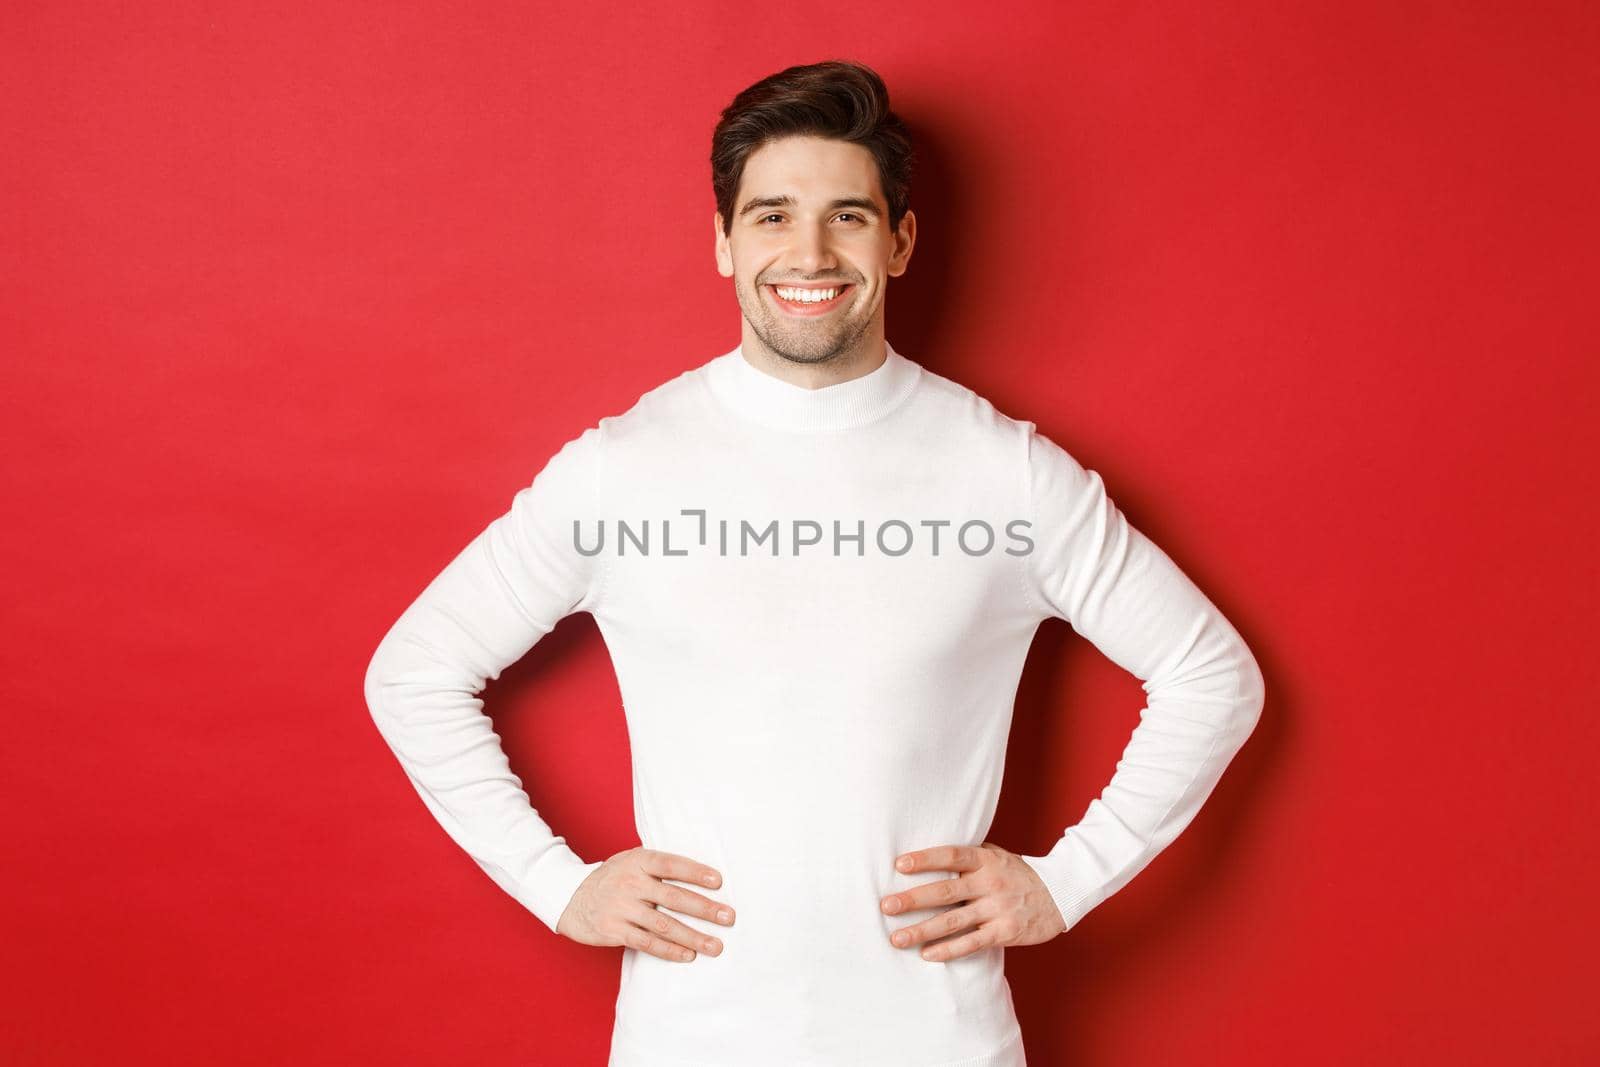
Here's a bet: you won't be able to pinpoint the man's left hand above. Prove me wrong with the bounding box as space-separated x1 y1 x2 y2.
880 842 1066 961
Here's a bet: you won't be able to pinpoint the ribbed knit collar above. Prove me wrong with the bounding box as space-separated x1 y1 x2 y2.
705 339 923 433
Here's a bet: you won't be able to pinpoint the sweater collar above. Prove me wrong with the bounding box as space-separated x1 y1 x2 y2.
706 339 922 432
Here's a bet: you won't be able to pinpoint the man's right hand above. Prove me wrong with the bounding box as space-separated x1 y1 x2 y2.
555 847 736 962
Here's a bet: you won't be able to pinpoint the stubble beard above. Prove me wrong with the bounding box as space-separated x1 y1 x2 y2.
741 275 871 367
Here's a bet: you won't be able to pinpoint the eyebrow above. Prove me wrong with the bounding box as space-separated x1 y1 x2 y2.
737 194 882 220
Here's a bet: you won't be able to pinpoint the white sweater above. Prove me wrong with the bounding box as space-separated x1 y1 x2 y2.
363 340 1265 1067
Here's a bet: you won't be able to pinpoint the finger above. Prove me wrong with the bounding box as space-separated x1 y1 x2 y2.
617 919 699 963
643 876 737 927
881 873 976 916
897 844 982 875
917 923 999 963
626 900 725 961
887 901 984 950
639 849 724 890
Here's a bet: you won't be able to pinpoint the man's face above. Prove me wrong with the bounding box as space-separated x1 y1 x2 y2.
715 135 915 366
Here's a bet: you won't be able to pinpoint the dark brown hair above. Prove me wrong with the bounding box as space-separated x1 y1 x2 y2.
711 60 915 237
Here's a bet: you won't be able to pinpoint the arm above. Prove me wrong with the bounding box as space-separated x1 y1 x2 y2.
1016 425 1266 935
362 424 608 935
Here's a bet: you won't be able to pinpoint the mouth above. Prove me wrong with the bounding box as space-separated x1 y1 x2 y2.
765 282 854 317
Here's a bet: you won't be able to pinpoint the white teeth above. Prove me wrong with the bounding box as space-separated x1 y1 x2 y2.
775 286 840 303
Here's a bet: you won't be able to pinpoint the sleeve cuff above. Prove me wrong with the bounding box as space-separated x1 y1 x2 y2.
1018 848 1105 935
514 843 604 935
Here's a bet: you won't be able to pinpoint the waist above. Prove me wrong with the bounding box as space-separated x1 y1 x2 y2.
608 931 1022 1066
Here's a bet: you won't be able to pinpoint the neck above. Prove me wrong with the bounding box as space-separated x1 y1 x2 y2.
705 334 922 434
736 327 887 391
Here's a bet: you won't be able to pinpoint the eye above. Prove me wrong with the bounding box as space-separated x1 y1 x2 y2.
757 213 867 225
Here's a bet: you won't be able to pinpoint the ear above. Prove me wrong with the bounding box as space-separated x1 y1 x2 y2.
887 209 916 278
714 211 734 278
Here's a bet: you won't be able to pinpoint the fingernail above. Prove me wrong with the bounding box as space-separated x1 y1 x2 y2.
704 873 720 887
717 909 733 923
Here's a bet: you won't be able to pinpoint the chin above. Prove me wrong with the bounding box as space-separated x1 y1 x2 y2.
771 335 853 365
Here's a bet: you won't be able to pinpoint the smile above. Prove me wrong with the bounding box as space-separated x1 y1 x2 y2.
766 283 853 316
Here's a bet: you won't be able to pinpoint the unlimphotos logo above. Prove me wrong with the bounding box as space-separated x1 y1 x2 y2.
571 510 1035 558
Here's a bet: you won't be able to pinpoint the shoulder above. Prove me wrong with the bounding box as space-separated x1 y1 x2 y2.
585 352 723 452
903 360 1053 465
904 362 1105 521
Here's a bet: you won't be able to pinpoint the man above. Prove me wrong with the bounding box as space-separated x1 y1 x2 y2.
364 59 1264 1067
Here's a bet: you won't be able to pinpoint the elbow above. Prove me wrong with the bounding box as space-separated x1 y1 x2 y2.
362 628 400 735
1234 644 1266 740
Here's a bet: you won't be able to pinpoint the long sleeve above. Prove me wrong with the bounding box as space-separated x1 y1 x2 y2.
1015 425 1266 935
362 424 609 935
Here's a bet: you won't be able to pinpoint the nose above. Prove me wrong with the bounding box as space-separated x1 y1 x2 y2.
788 219 838 274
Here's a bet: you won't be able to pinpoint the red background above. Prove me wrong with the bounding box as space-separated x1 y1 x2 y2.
4 2 1596 1063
